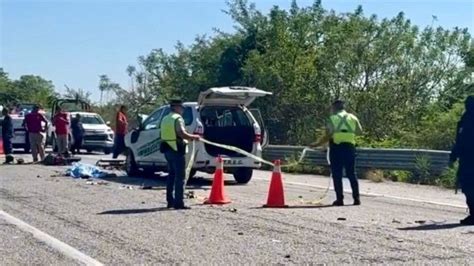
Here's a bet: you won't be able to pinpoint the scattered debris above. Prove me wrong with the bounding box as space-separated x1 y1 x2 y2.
16 158 25 164
337 217 347 221
229 208 238 213
141 201 145 204
397 239 404 243
185 191 195 199
272 239 281 243
392 219 401 224
85 180 108 185
298 195 303 199
415 220 426 224
237 232 244 236
36 175 41 178
284 255 291 259
119 185 134 190
141 186 153 190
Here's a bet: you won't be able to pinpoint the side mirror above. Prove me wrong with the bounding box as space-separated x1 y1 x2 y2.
106 121 111 126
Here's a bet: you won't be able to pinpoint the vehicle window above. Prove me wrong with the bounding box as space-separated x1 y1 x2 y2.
81 115 105 125
201 107 250 127
143 108 164 130
159 107 194 128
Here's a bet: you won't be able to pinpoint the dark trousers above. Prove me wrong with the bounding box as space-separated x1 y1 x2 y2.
2 136 13 155
329 143 360 201
71 135 83 154
112 135 125 159
462 184 474 216
165 150 186 207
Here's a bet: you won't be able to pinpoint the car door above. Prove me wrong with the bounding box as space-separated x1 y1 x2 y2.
133 108 164 163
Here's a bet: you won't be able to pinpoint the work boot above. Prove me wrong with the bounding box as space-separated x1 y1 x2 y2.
354 198 361 206
332 200 344 206
460 216 474 225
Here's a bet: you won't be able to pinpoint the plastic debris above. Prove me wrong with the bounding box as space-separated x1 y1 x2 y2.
229 208 237 213
337 217 347 221
392 219 401 224
237 232 244 236
66 163 108 179
415 220 426 224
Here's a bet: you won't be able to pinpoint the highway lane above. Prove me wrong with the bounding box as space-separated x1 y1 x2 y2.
0 152 473 264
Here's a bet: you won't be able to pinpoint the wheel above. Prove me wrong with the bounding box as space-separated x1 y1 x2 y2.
23 143 30 153
103 148 112 155
189 169 197 179
125 149 140 176
233 168 253 184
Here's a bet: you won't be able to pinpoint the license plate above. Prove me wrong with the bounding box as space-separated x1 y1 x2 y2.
223 159 243 165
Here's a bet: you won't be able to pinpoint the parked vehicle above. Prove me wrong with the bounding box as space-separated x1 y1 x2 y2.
48 98 114 154
124 86 271 184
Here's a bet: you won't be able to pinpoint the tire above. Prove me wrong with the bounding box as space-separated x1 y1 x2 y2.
23 144 30 153
233 168 253 184
189 169 197 179
125 149 140 177
103 148 112 155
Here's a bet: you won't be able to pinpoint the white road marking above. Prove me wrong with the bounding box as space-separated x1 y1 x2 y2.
254 177 466 209
0 210 103 266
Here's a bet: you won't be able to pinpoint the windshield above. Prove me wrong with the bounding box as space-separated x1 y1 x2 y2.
80 115 105 125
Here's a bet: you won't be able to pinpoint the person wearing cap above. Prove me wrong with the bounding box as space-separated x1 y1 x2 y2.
449 95 474 225
23 105 48 162
1 108 14 164
160 99 200 210
311 100 363 206
113 105 128 158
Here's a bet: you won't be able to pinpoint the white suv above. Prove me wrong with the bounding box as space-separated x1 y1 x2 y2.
124 87 271 184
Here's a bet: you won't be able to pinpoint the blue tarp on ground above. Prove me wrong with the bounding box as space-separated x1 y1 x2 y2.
67 163 107 178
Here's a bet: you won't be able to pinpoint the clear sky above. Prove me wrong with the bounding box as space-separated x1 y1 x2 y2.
1 0 473 102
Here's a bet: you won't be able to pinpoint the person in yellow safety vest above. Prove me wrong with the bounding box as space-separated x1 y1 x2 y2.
311 100 363 206
160 99 200 210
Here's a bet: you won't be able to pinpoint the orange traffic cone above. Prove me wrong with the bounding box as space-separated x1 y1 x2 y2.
204 156 231 204
263 160 288 208
0 139 4 155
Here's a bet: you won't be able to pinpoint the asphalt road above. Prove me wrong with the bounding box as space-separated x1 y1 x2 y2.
1 152 473 265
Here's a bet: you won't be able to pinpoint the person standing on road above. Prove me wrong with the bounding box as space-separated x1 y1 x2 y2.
449 95 474 225
311 100 363 206
160 99 200 210
71 114 84 154
1 108 14 164
113 105 128 159
53 106 70 156
23 105 48 162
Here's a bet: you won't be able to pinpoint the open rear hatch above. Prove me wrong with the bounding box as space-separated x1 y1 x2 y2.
198 87 271 157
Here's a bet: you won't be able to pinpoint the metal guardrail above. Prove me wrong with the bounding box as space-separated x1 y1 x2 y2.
263 145 451 173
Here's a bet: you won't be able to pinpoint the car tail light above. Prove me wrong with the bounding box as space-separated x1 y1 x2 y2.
253 123 261 143
194 124 204 136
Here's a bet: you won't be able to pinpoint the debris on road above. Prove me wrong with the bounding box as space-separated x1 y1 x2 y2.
415 220 426 224
141 185 154 190
36 175 41 178
392 219 401 224
185 191 195 199
86 180 108 185
119 185 134 190
337 217 347 221
237 232 244 236
229 208 238 213
16 158 24 164
284 255 291 259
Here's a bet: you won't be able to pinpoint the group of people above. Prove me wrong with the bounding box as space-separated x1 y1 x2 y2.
1 105 86 163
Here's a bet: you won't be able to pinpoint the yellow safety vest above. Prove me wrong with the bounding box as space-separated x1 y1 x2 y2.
329 111 359 145
160 113 186 152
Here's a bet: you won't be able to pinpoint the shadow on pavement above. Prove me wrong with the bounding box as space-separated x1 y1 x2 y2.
98 173 239 190
398 223 467 231
97 207 171 215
